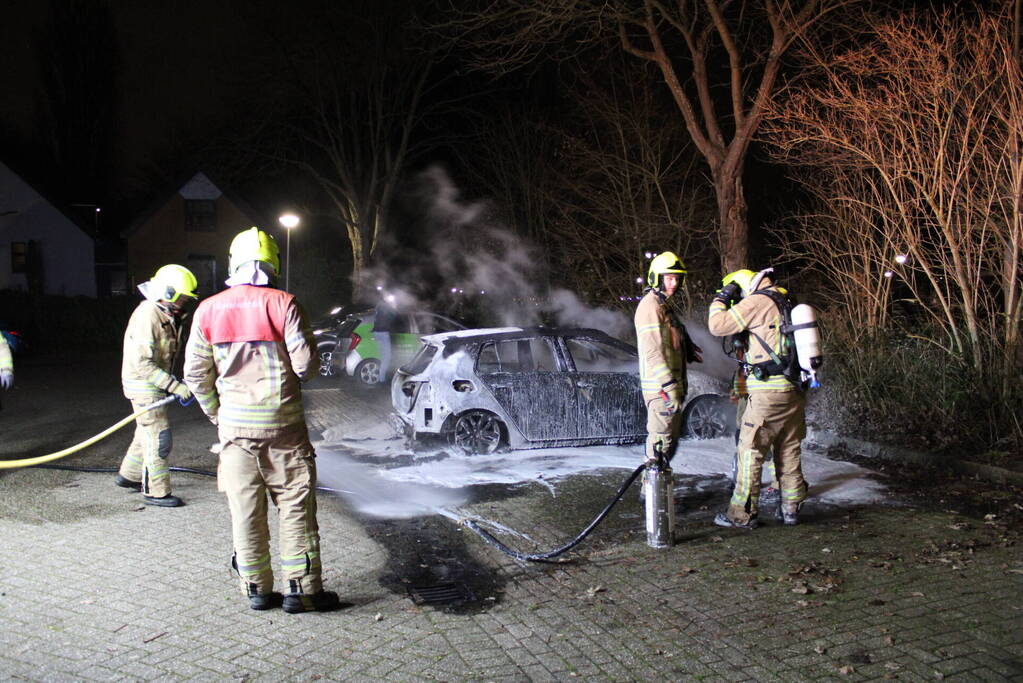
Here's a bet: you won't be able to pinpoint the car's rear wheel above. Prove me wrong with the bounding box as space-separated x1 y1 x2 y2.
450 410 504 454
355 358 382 386
681 393 735 440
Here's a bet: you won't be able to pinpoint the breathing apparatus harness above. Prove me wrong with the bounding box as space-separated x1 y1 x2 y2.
721 285 821 391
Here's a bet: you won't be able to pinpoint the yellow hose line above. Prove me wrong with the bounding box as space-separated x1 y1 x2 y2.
0 395 178 470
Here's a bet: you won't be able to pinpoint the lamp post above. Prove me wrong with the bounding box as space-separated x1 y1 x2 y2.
278 213 300 291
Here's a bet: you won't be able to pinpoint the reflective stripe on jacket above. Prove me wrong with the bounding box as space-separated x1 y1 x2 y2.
0 334 11 372
121 300 184 400
708 286 794 393
634 289 685 397
184 284 316 438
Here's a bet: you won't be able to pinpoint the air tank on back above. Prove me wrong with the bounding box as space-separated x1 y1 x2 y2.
790 304 822 388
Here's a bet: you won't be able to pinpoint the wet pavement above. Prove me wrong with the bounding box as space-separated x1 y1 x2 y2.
1 352 1021 681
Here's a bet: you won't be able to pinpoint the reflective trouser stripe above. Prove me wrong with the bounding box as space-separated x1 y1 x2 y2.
218 427 322 596
730 446 760 517
119 400 172 497
236 553 272 583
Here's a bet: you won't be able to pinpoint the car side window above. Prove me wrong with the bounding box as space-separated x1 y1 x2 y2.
477 338 561 373
531 337 559 371
563 337 637 373
477 341 518 373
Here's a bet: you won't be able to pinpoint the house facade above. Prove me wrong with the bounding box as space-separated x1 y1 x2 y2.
0 161 96 297
124 172 271 297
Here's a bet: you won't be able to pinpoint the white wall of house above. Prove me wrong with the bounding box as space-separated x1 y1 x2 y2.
0 161 96 297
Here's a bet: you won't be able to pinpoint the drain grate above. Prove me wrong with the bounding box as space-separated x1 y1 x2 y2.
407 582 474 605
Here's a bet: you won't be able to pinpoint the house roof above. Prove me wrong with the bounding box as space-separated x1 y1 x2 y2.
0 158 96 239
121 169 270 239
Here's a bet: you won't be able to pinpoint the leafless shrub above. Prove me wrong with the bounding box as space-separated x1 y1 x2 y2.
765 6 1023 449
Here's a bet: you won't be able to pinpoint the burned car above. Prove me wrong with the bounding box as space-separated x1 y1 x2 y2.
390 327 733 454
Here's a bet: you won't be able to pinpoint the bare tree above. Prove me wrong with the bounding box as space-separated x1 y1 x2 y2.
247 4 457 297
543 62 717 309
453 54 716 311
434 0 838 272
765 8 1023 381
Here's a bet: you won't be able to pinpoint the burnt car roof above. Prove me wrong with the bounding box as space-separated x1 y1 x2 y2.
423 326 637 354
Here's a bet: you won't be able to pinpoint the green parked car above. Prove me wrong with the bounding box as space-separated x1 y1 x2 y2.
339 309 466 387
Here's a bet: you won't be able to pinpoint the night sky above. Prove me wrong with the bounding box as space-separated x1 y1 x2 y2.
1 1 405 221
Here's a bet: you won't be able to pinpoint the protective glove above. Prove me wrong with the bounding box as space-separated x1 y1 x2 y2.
169 382 193 401
658 379 682 413
0 370 12 390
714 282 741 306
647 436 675 465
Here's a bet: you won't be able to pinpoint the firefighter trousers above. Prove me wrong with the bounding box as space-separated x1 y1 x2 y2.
728 391 807 524
644 393 681 462
734 395 778 488
119 399 172 498
218 425 323 597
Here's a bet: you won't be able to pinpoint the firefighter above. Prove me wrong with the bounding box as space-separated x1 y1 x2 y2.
184 227 341 613
1 332 13 407
116 264 197 507
635 251 699 464
709 268 808 528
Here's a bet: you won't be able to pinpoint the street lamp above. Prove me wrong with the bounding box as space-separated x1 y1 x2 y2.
278 213 300 291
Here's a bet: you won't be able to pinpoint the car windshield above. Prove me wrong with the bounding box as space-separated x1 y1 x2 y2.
563 337 637 373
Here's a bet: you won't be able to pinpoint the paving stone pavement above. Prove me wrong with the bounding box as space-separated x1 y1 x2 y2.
1 355 1021 681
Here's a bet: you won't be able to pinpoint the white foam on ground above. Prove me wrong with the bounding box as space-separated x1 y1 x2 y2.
314 430 888 520
315 445 469 519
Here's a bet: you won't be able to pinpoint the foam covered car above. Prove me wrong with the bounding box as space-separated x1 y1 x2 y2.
390 326 732 454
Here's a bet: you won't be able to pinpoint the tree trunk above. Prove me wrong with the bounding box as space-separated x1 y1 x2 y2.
712 160 750 273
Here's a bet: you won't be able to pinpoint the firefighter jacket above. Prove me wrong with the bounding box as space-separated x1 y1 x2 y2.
121 300 186 401
708 285 795 393
184 284 316 438
0 334 12 373
634 289 685 398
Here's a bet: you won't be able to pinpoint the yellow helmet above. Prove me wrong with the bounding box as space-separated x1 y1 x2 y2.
151 264 198 303
722 267 773 297
722 269 756 297
646 251 688 289
229 227 280 275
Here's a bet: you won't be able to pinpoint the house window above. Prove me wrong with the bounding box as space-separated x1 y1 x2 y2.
187 254 218 296
184 199 216 231
11 242 27 273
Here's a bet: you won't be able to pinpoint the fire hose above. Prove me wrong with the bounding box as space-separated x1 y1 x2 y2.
455 462 649 563
0 395 182 469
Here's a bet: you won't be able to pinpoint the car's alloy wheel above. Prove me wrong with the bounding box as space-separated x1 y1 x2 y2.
318 351 336 377
681 393 735 440
451 410 503 454
355 358 382 386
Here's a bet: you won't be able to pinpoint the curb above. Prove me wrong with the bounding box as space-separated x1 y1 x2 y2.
808 429 1023 486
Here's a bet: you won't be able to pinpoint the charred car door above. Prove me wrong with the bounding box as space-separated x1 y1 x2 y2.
475 336 580 441
559 335 647 441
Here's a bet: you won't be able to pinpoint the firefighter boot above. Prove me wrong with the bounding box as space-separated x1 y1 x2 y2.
114 474 142 492
143 494 184 507
246 584 283 611
780 503 801 526
283 579 343 614
713 512 758 530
